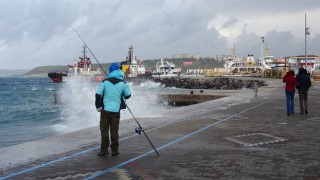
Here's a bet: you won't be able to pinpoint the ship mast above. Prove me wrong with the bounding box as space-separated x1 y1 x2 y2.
128 44 133 64
83 45 88 70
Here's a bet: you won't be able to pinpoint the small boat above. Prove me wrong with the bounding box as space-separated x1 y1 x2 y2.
151 58 180 78
47 72 67 83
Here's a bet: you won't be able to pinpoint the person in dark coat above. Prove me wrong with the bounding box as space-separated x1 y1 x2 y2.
296 67 312 115
283 70 297 117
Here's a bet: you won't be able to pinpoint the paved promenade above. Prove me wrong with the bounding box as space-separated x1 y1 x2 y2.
1 78 320 179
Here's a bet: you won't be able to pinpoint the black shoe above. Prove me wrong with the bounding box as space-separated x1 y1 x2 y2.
305 110 308 114
112 151 119 156
287 113 290 117
300 112 305 115
97 151 109 156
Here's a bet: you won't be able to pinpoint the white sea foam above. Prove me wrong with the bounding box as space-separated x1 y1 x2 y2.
53 77 99 133
46 87 54 91
53 78 168 133
121 81 168 120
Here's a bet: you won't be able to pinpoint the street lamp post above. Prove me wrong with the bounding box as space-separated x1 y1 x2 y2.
305 13 310 71
261 37 264 59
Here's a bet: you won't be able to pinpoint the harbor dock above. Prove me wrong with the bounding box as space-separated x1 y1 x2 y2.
1 78 320 179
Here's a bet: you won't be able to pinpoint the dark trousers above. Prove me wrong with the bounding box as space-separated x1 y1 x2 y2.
298 91 308 114
100 110 120 153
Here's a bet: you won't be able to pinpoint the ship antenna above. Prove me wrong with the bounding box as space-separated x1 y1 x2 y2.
265 43 270 56
71 27 159 156
70 27 107 75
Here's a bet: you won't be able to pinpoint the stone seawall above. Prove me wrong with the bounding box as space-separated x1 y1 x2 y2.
154 77 267 90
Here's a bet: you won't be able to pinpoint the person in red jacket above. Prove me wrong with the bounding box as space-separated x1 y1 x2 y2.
283 70 298 117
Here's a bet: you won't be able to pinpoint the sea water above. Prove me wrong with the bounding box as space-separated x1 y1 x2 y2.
0 77 60 148
0 76 182 149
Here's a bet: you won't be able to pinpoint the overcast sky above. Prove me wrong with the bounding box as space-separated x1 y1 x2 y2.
0 0 320 69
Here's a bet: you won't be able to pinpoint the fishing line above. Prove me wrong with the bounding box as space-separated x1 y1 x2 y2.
127 106 160 156
70 27 107 75
71 27 159 156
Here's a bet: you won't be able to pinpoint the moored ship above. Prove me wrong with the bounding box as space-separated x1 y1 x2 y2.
48 46 104 83
120 45 152 80
151 58 180 78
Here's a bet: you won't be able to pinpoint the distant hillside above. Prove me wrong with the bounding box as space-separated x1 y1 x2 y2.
23 66 69 76
0 69 29 77
23 64 111 76
24 57 223 76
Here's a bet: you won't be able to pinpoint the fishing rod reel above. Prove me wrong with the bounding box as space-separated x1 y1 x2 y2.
135 127 142 135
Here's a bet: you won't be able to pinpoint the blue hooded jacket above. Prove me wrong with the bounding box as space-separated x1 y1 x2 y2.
95 69 131 112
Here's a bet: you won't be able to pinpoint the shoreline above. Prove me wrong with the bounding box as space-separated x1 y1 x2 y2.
0 78 282 171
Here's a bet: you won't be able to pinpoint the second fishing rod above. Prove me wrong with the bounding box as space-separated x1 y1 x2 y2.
71 27 160 156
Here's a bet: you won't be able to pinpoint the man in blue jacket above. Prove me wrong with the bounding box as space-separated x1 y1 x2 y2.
95 63 131 156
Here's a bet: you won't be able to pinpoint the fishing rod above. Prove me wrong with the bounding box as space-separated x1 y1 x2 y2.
71 27 160 156
71 27 107 75
127 106 160 156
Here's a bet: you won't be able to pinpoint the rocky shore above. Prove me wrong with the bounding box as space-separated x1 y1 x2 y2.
154 77 267 90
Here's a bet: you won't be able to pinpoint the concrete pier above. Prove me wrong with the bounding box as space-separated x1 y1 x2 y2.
158 93 225 106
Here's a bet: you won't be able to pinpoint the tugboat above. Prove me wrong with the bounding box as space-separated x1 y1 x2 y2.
48 46 104 83
119 45 152 85
120 45 149 78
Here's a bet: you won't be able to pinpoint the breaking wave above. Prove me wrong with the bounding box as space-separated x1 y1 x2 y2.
53 78 169 133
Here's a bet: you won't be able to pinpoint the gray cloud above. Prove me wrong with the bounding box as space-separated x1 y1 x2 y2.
221 18 239 29
204 0 320 14
0 0 319 69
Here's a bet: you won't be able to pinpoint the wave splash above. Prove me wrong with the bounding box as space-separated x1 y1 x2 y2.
53 78 168 133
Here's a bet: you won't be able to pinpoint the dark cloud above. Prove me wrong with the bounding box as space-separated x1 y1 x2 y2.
0 0 319 69
265 31 304 58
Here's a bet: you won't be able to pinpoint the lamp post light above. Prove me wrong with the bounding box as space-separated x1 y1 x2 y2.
305 13 310 71
260 37 265 59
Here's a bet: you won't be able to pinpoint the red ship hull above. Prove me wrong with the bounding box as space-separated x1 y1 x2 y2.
51 77 63 83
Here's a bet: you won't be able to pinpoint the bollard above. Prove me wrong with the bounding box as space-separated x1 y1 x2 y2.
254 82 258 97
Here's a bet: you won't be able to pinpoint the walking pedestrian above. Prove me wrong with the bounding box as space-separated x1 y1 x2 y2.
95 63 131 156
296 67 311 115
283 70 297 117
